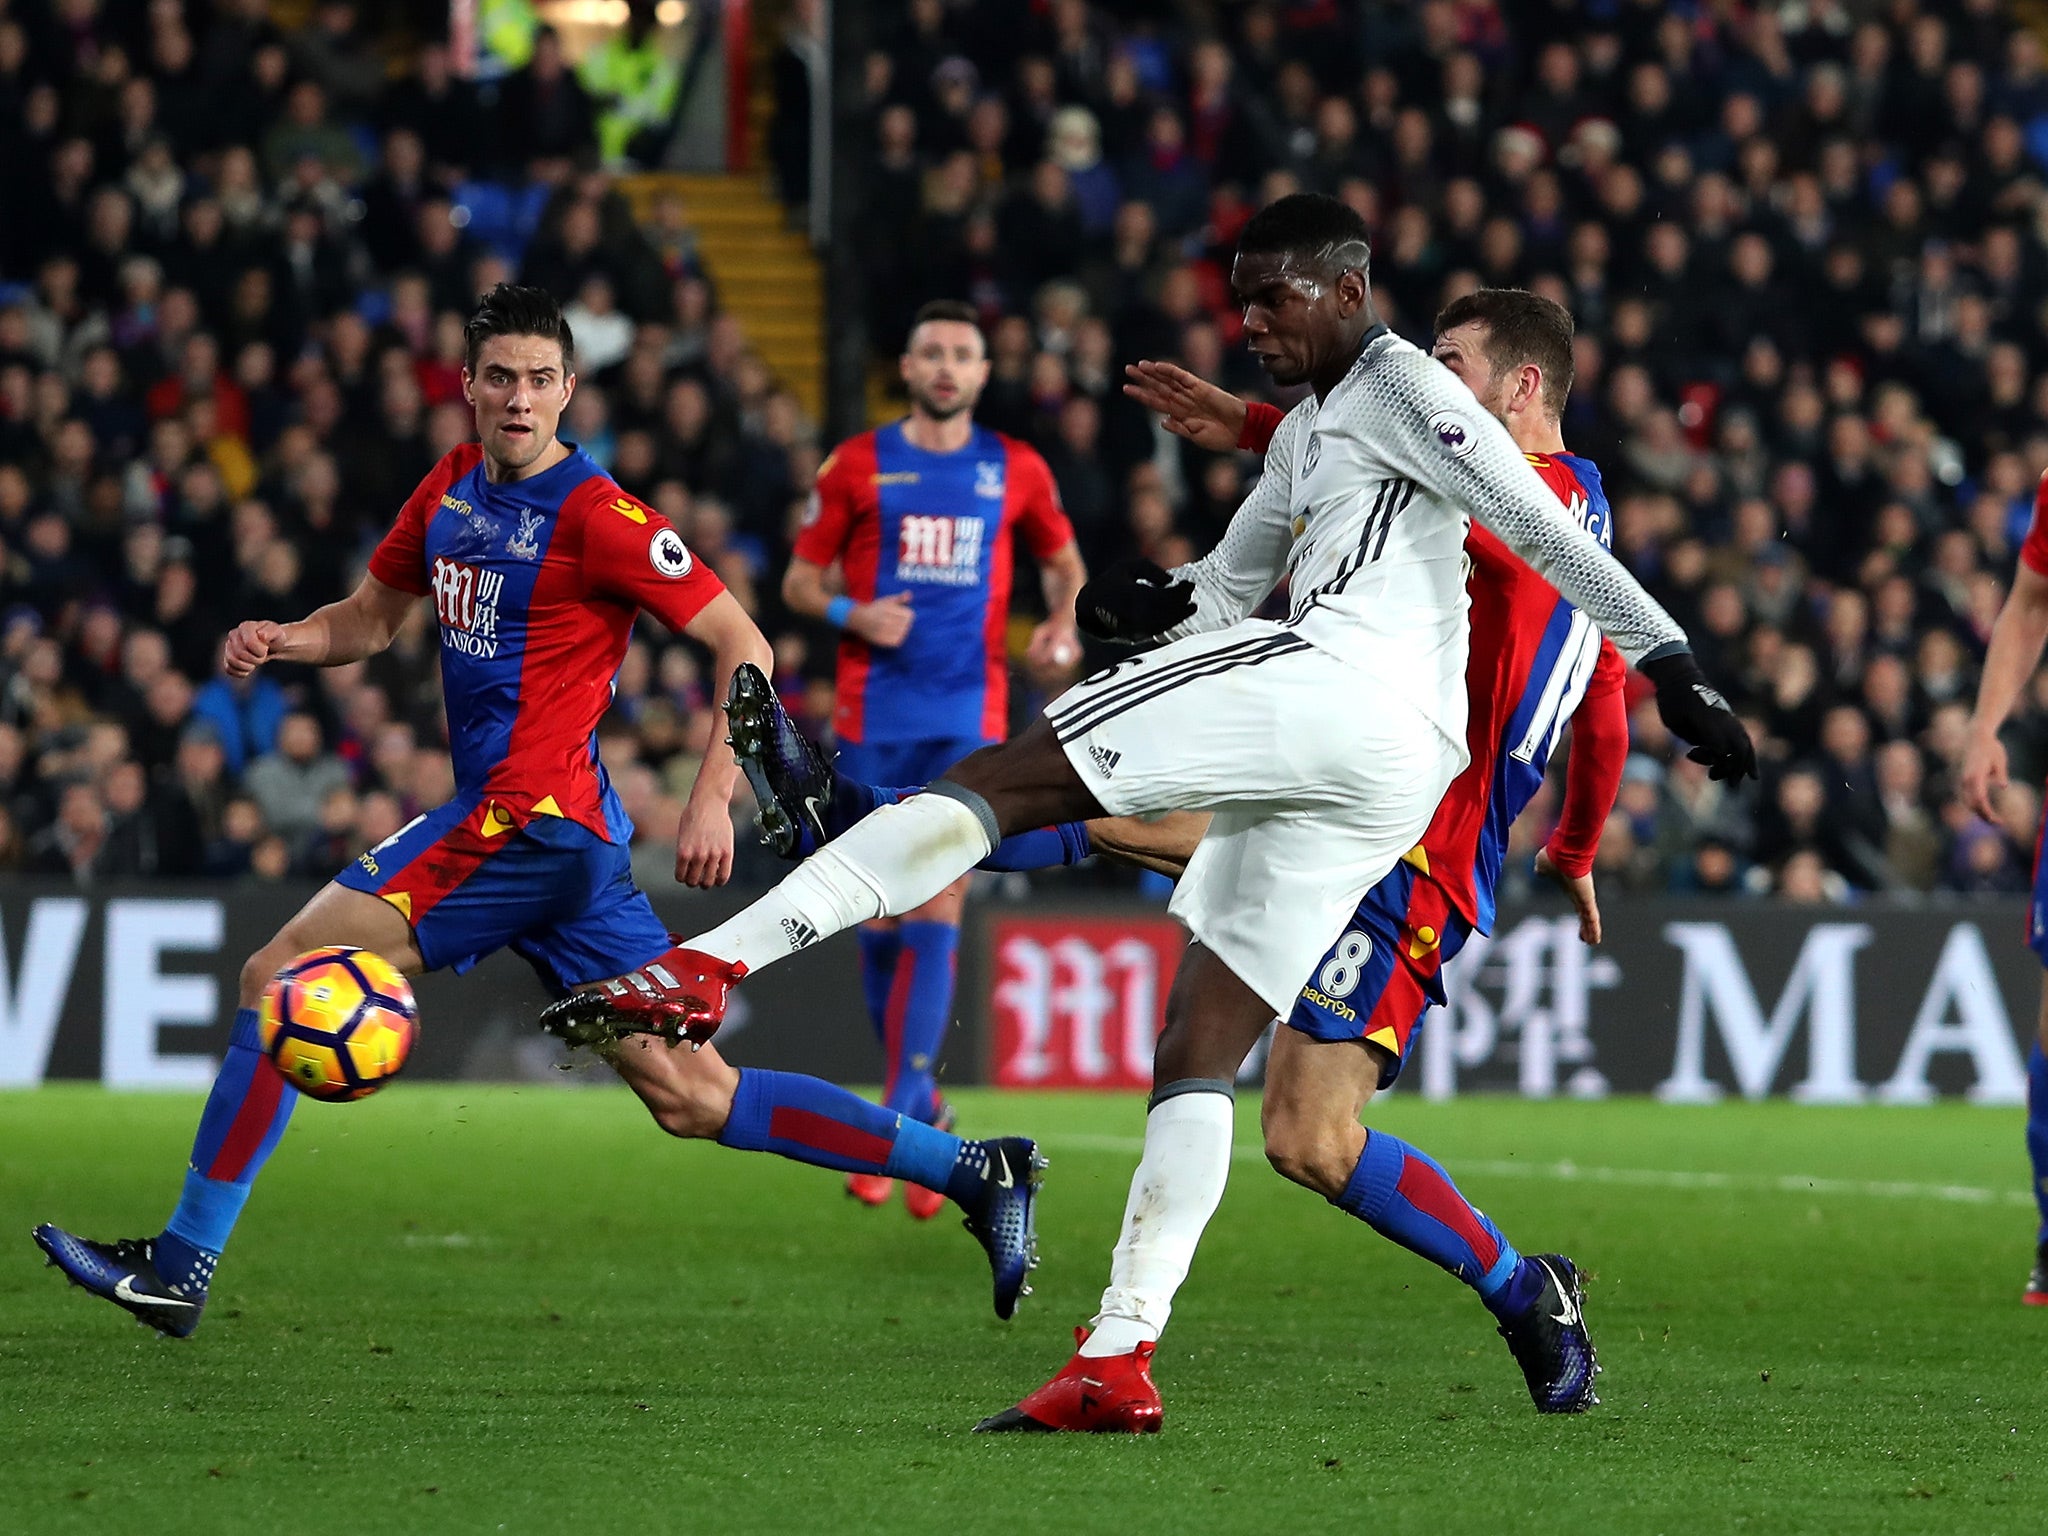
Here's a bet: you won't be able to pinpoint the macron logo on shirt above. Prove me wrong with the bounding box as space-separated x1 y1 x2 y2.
432 557 505 658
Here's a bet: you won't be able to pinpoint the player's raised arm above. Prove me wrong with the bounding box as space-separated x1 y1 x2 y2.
1372 355 1755 781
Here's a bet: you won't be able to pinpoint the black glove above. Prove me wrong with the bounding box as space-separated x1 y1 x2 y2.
1640 651 1757 782
1076 558 1198 642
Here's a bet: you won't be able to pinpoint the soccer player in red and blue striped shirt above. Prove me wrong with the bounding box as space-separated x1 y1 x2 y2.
783 300 1085 1217
1960 468 2048 1304
32 287 1044 1333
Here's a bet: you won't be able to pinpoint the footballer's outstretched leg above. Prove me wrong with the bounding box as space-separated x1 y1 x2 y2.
1261 1024 1599 1412
725 661 1098 875
31 883 420 1337
606 1035 1043 1318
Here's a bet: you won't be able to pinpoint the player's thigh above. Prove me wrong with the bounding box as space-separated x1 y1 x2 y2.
940 716 1107 834
1153 940 1284 1084
512 839 675 995
240 882 424 1007
1045 621 1452 822
604 1034 742 1140
1170 797 1445 1023
2037 973 2048 1054
336 796 569 982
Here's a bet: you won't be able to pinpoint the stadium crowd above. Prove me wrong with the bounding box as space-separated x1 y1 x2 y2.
3 0 2048 907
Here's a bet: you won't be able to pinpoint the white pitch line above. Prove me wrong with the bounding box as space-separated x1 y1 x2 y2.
1033 1134 2037 1209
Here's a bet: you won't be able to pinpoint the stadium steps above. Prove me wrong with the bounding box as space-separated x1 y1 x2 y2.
616 171 824 420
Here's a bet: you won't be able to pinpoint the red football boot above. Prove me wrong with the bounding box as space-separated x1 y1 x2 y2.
973 1329 1163 1433
847 1174 895 1206
539 946 747 1048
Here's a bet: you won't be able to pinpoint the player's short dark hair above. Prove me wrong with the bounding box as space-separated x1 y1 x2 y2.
1433 287 1576 418
464 283 575 372
1236 193 1372 276
907 299 985 352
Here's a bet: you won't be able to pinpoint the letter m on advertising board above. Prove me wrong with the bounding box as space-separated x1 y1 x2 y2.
988 917 1184 1088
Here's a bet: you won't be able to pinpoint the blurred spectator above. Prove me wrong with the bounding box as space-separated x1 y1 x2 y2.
244 711 350 843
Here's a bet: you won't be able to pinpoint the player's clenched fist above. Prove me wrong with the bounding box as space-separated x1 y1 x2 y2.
1077 558 1197 642
1639 651 1757 782
222 620 287 678
847 592 914 649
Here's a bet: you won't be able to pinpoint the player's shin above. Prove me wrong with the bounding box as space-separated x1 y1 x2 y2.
160 1008 301 1286
856 926 902 1045
1334 1128 1542 1319
884 920 958 1119
689 789 996 973
716 1067 972 1192
2027 1042 2048 1242
1080 1082 1236 1357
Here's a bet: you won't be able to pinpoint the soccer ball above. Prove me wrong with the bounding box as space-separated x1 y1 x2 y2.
259 947 418 1102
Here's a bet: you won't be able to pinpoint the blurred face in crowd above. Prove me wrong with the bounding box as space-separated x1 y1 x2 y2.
464 333 575 477
899 319 989 422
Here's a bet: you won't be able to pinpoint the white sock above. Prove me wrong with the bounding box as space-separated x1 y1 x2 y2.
688 793 995 973
1079 1086 1235 1358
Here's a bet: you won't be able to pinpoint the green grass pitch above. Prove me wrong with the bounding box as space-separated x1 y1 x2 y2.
3 1085 2045 1534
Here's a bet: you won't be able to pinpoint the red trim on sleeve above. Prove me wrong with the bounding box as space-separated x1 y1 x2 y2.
1239 401 1285 453
1003 438 1077 559
369 444 482 595
793 433 876 569
568 478 727 633
2022 472 2048 577
1545 639 1629 878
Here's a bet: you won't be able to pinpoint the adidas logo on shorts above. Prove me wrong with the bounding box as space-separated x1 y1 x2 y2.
781 917 820 952
1088 745 1122 778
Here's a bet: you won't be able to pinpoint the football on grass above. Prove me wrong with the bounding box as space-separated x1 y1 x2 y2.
259 946 418 1102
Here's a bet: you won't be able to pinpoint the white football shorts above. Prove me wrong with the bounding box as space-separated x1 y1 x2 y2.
1046 619 1465 1014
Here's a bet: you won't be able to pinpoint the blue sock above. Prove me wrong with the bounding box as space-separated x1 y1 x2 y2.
2028 1044 2048 1244
979 821 1093 872
885 920 959 1120
160 1007 299 1284
855 926 902 1046
716 1068 977 1200
823 774 900 838
1334 1129 1538 1319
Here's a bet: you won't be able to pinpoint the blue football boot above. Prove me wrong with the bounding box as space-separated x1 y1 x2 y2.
1496 1252 1600 1412
723 662 836 858
32 1225 211 1338
956 1137 1046 1321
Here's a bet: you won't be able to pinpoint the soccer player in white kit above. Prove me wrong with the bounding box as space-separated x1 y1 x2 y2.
545 195 1756 1413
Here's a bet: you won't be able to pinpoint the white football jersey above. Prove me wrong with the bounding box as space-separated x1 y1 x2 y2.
1169 325 1685 741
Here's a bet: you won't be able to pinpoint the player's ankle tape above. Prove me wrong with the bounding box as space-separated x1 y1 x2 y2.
1148 1077 1236 1109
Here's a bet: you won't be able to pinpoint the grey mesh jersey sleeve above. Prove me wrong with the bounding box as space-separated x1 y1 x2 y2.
1363 346 1689 666
1159 399 1307 638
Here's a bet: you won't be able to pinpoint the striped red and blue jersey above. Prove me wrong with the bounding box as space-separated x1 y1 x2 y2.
368 443 727 844
1423 451 1625 934
796 421 1075 744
